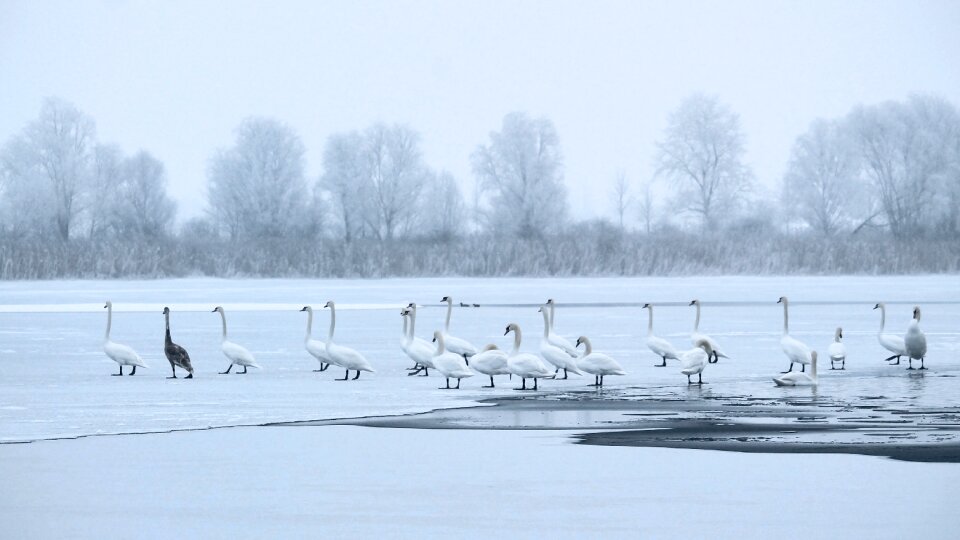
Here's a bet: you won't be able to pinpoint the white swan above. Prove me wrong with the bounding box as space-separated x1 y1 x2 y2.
904 306 928 370
688 299 729 363
575 336 626 387
439 296 478 360
431 331 474 389
544 298 580 357
212 306 260 374
504 323 555 391
643 303 680 367
103 301 148 376
679 338 713 385
323 301 375 380
778 296 811 373
828 327 846 370
538 305 582 378
404 303 437 376
774 351 819 386
874 302 907 365
300 306 331 372
469 344 511 388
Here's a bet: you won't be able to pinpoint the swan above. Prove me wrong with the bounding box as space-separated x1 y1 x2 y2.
469 344 511 388
538 305 582 378
399 306 419 372
828 327 846 370
778 296 811 373
300 306 331 372
774 351 819 386
575 336 626 387
430 331 474 389
162 307 194 379
679 338 713 385
102 301 148 376
874 303 907 365
544 298 580 357
212 306 260 374
323 301 376 380
643 303 680 367
404 303 436 376
504 323 555 391
904 306 927 370
688 300 729 363
401 306 436 376
439 296 478 361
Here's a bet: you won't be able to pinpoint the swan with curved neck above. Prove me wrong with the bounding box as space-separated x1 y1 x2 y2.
688 300 728 363
575 335 626 387
828 327 846 370
469 344 510 388
212 306 260 374
438 296 478 360
401 306 435 376
300 306 331 372
504 323 554 391
323 301 375 380
774 351 818 386
430 330 473 389
904 306 927 370
777 296 811 373
163 307 193 378
538 306 582 378
679 338 713 385
544 298 579 357
643 303 680 367
102 301 147 376
873 302 907 365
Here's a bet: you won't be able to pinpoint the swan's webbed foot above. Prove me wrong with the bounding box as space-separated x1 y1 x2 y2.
185 373 193 379
455 378 462 389
589 375 601 387
562 369 569 380
781 363 794 374
919 359 927 370
697 374 703 385
483 376 495 388
352 370 361 380
408 366 423 376
220 365 233 375
336 369 350 381
655 358 667 367
112 366 123 376
320 363 330 372
129 366 137 375
237 366 248 374
439 377 452 390
166 375 177 379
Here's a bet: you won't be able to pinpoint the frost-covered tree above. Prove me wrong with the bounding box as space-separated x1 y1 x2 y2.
423 171 466 241
115 151 176 238
656 95 752 228
86 144 124 238
782 119 862 236
207 118 309 240
636 178 655 235
320 132 367 243
609 171 632 232
471 112 567 238
362 123 429 241
0 98 95 241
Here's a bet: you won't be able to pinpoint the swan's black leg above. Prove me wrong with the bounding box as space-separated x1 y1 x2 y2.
781 362 794 374
698 373 703 385
463 354 469 366
841 360 845 370
321 362 330 371
167 363 177 379
113 365 123 376
353 370 361 380
483 375 495 388
220 364 233 375
656 357 666 367
440 377 451 389
801 364 806 373
337 369 349 381
563 368 569 380
919 358 927 370
420 367 429 377
238 366 247 374
533 378 539 390
589 375 600 387
686 374 691 385
892 356 900 365
907 358 915 370
408 365 422 376
598 375 604 387
515 378 527 391
883 354 897 362
455 378 461 389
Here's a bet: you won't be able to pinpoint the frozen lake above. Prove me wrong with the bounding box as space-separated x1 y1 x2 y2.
1 276 958 443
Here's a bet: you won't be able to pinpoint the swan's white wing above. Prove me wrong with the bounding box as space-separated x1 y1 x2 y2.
547 332 579 357
579 353 625 376
679 348 707 374
828 342 845 360
433 352 473 378
904 323 927 358
646 335 679 359
329 343 375 372
780 335 811 364
878 333 907 355
406 340 436 368
509 353 554 378
104 340 147 367
223 340 259 367
306 339 330 362
442 333 477 357
470 350 510 375
540 340 581 373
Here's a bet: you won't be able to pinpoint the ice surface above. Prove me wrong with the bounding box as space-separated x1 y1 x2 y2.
1 276 958 442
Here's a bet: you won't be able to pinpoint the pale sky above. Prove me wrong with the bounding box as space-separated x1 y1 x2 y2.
2 0 959 222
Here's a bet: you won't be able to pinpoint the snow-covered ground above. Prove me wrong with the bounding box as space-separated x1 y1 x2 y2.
1 276 958 442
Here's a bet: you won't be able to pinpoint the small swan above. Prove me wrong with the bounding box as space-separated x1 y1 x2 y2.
323 301 375 380
688 300 729 363
778 296 811 373
828 327 846 370
680 338 713 385
538 305 582 378
874 302 907 365
469 344 511 388
544 298 580 357
575 336 626 387
103 301 148 376
643 303 680 367
431 331 474 389
212 306 260 374
300 306 331 372
439 296 478 361
163 307 193 379
904 306 927 370
504 323 555 391
404 303 436 376
774 351 819 386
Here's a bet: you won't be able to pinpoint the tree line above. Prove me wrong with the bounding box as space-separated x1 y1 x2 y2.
0 94 958 279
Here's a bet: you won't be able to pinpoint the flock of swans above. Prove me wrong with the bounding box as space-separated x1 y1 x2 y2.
102 296 930 390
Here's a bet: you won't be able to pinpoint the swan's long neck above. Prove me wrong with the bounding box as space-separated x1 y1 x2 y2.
694 303 701 332
878 304 886 333
549 302 556 329
402 312 409 341
782 300 789 335
541 309 550 339
647 307 654 335
305 309 314 342
104 305 112 342
581 338 592 356
409 306 418 338
444 300 452 332
327 304 336 345
435 333 445 355
511 328 521 354
164 311 171 343
218 309 228 341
